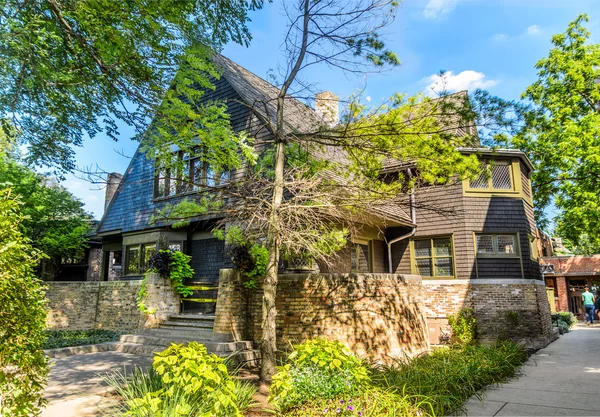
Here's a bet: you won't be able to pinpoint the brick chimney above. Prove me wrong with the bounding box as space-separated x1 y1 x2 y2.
315 91 339 127
105 172 123 211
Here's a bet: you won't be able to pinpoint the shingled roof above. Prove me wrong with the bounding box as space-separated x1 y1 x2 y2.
213 54 321 135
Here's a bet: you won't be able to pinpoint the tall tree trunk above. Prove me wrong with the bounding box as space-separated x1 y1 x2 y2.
260 0 310 382
260 138 285 381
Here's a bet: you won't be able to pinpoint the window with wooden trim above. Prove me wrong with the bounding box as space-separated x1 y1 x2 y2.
475 234 519 258
124 243 157 275
468 160 514 191
529 235 539 261
154 149 230 199
411 237 454 278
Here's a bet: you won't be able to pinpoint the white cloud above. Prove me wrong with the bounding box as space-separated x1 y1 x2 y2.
423 70 499 97
527 25 541 35
423 0 459 19
491 33 509 42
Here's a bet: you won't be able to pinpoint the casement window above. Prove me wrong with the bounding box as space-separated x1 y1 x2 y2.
411 237 455 278
154 149 230 199
468 160 513 191
124 243 157 275
475 234 519 258
351 240 372 273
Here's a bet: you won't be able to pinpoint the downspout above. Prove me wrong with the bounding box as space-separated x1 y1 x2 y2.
387 168 417 273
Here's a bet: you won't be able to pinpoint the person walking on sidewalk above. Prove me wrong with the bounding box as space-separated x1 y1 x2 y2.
582 287 595 326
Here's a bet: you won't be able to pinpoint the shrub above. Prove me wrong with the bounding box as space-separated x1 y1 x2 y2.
270 338 369 412
448 308 478 345
44 329 125 349
551 312 577 332
0 189 49 417
104 342 255 417
369 341 528 416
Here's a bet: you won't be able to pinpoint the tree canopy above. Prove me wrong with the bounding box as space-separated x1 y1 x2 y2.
0 0 262 174
0 156 92 279
501 14 600 251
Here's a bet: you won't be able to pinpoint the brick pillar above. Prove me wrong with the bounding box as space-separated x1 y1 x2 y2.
213 269 248 342
555 276 569 312
142 272 180 328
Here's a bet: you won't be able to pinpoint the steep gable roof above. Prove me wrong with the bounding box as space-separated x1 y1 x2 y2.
213 54 321 135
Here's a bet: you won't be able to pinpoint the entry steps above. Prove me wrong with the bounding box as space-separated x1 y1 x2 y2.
114 313 259 367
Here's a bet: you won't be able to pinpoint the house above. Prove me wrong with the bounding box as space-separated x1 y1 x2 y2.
540 255 600 318
88 55 553 349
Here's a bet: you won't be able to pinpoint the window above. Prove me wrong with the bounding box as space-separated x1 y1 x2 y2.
124 243 157 275
351 241 371 273
154 149 230 198
412 237 454 278
469 160 513 191
475 234 519 257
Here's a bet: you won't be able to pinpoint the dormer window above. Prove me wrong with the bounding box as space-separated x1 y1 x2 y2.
468 160 513 191
462 158 532 201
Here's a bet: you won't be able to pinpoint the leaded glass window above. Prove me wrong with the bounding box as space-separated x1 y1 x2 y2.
476 234 519 257
412 237 454 278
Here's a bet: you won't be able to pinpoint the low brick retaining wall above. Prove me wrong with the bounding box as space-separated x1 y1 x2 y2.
45 281 144 331
422 279 554 348
214 270 430 361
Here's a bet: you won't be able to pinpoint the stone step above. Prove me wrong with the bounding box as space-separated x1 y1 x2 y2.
160 321 214 330
120 334 253 353
168 313 216 322
142 328 214 339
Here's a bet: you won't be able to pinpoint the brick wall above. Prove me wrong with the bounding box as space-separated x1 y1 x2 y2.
422 279 554 349
215 270 430 361
45 281 144 331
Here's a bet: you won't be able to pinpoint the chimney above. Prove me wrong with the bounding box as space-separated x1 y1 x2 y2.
315 91 339 127
105 172 123 211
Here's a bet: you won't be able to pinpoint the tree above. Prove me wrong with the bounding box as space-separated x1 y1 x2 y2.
0 188 49 417
0 0 263 174
506 15 600 248
0 157 92 280
152 1 491 381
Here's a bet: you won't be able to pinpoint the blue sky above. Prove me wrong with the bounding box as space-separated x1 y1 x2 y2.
61 0 600 220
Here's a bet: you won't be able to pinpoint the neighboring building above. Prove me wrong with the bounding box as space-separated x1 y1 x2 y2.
540 255 600 318
88 55 552 347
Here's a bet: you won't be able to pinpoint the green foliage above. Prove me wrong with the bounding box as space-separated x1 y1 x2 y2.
116 342 246 417
447 308 478 345
0 0 263 173
552 312 577 333
369 342 528 416
504 311 520 327
270 339 369 412
0 189 49 417
102 365 257 417
282 389 429 417
500 14 600 242
138 250 193 313
0 159 92 279
44 329 125 349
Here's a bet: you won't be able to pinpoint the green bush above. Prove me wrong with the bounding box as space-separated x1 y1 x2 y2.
448 308 478 345
0 189 49 417
551 312 577 332
104 342 255 417
44 329 125 349
270 338 369 412
369 341 528 416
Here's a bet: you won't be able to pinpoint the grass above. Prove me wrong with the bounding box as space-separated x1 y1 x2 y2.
281 341 528 417
44 329 125 349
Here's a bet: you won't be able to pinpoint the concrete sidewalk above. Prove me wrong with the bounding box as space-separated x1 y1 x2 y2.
42 351 152 417
462 323 600 416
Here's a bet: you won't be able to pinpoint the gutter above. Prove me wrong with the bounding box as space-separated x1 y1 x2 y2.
387 168 417 273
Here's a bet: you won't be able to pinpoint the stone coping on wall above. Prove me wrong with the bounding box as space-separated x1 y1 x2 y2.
46 281 143 287
278 273 423 283
421 278 545 286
